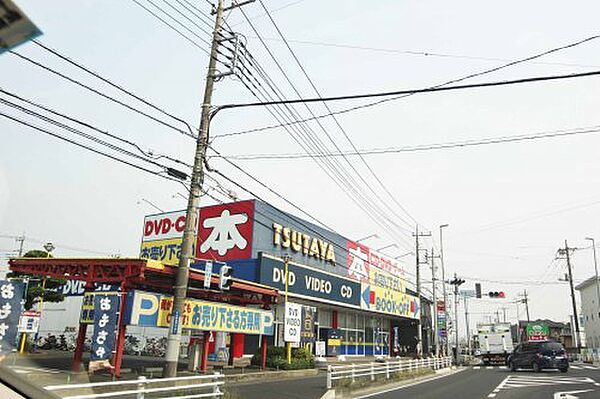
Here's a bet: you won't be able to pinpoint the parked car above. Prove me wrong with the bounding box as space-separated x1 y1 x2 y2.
507 341 568 372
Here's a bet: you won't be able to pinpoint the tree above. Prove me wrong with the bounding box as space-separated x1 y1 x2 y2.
7 249 66 310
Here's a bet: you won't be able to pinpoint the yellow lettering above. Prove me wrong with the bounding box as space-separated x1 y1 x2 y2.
318 239 328 259
309 237 320 257
272 223 282 245
302 234 311 254
326 244 336 264
282 227 291 248
291 230 302 252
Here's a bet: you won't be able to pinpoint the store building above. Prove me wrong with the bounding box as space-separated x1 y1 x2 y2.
191 199 421 358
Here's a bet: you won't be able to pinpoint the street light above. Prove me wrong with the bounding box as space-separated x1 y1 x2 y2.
356 233 379 243
439 224 449 356
585 237 600 317
377 243 398 252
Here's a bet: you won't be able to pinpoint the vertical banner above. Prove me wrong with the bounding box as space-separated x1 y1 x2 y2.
300 306 316 344
90 294 120 362
0 280 24 353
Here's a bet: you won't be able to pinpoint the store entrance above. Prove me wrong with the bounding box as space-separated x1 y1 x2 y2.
373 329 389 356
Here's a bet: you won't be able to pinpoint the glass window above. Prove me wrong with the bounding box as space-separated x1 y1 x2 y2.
347 312 356 329
338 312 346 328
357 314 365 329
318 309 331 328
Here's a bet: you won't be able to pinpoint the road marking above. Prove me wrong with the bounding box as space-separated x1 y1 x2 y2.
499 366 507 369
353 368 466 399
473 366 480 369
488 375 599 396
571 365 581 369
486 366 493 369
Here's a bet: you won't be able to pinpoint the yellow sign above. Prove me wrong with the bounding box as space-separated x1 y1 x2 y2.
361 268 419 319
272 222 336 264
79 292 120 324
126 291 275 335
140 238 186 266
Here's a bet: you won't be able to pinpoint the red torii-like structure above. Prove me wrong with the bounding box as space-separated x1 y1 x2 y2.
8 257 278 376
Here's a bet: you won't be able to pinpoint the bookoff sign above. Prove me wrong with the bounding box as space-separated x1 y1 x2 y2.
284 302 302 343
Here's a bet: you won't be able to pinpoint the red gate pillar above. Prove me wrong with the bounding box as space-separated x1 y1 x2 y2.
260 334 268 370
200 331 211 373
71 279 94 372
113 283 128 378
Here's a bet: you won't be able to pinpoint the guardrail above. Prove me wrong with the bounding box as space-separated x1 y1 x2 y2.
326 356 452 389
44 372 224 399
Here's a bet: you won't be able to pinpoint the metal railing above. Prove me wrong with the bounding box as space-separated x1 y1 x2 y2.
44 372 224 399
326 356 452 389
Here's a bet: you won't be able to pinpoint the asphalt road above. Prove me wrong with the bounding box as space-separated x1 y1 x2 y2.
356 365 600 399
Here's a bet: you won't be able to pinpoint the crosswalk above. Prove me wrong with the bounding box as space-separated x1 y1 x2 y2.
472 364 600 370
11 366 62 375
487 375 600 398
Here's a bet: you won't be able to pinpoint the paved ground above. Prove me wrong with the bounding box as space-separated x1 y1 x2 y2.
355 364 600 399
227 374 327 399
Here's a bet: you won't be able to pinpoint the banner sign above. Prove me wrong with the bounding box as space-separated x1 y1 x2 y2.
300 306 316 344
347 241 406 283
527 323 549 341
0 0 42 53
80 290 120 324
360 267 419 319
140 210 197 266
18 310 40 333
284 302 302 343
58 281 118 297
259 254 360 308
124 290 274 336
90 294 120 361
0 280 24 353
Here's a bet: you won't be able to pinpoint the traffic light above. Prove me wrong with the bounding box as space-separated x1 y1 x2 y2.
488 291 505 298
219 265 233 290
475 283 482 299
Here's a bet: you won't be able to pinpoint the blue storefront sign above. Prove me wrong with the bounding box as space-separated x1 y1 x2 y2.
258 253 360 308
90 294 120 361
0 280 24 353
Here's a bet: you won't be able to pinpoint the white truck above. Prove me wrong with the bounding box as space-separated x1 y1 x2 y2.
476 323 513 365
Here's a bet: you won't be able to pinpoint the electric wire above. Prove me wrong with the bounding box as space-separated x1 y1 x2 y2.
9 50 196 139
158 0 213 36
258 0 421 229
31 40 198 138
218 124 600 159
214 34 600 138
175 0 215 29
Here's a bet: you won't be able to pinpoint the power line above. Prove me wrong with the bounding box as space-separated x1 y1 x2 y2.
213 34 600 138
216 124 600 159
228 0 305 28
217 69 600 110
257 0 420 229
9 49 195 138
31 40 197 138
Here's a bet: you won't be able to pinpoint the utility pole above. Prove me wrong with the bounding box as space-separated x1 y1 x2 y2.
501 307 508 323
430 248 439 356
463 295 471 355
163 0 253 377
561 240 581 352
439 224 450 355
413 227 431 356
585 237 600 317
450 274 464 364
15 234 24 257
522 290 530 322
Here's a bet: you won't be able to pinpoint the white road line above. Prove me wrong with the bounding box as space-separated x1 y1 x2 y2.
473 366 481 370
571 365 581 369
499 366 507 369
486 366 493 369
353 369 466 399
487 394 496 398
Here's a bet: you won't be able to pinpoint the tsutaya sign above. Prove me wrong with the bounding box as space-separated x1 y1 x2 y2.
272 222 336 264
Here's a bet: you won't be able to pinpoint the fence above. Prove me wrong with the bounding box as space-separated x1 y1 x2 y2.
326 356 452 389
44 373 224 399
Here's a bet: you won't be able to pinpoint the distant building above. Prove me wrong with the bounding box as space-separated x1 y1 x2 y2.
510 319 574 349
576 276 600 352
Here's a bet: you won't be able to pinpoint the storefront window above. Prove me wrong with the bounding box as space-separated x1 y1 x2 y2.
318 309 332 328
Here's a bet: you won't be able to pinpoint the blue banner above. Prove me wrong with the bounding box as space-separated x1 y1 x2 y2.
259 254 360 307
90 294 120 361
0 280 24 354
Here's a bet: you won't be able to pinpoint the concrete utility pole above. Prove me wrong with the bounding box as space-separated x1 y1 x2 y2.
413 227 431 356
439 224 450 355
562 240 582 352
450 274 464 364
522 290 530 323
163 0 225 377
463 295 471 355
585 237 600 317
430 248 439 356
15 235 24 257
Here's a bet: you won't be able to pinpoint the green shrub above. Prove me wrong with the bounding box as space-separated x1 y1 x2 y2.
250 346 315 370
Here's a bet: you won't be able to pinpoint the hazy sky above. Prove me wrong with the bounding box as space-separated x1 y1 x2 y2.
2 0 600 336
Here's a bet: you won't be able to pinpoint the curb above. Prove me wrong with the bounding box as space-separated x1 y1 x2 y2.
225 368 320 384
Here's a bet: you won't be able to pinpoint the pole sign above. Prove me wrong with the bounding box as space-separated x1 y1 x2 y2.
300 306 316 344
0 0 42 53
90 294 120 362
527 323 549 341
140 210 197 266
17 310 40 333
284 302 302 343
0 280 24 353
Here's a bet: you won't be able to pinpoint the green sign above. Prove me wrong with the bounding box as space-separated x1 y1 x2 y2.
526 324 549 341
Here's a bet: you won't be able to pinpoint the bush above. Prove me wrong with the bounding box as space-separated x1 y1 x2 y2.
251 346 315 370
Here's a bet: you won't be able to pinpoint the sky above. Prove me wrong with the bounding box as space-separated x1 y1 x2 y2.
1 0 600 338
